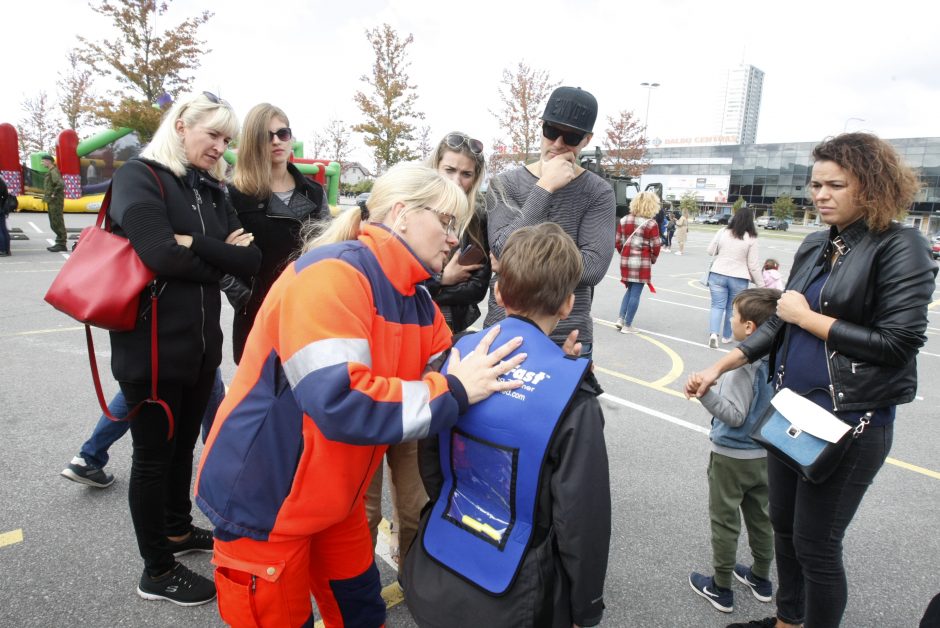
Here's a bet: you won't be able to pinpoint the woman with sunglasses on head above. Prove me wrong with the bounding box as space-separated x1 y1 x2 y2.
364 132 490 568
689 133 935 628
196 162 528 628
107 91 260 606
228 103 331 365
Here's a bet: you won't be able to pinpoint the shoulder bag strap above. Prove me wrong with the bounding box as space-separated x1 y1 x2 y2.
86 162 175 440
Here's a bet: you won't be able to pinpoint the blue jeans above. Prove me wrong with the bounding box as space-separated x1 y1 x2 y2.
708 273 748 338
79 368 225 468
618 282 645 326
769 423 892 627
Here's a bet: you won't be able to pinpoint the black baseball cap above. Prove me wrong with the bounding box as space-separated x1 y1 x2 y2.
542 86 598 133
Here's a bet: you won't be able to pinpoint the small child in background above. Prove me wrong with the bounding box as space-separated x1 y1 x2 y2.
685 288 781 614
762 258 784 290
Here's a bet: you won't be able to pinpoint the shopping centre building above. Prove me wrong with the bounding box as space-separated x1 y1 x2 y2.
630 137 940 234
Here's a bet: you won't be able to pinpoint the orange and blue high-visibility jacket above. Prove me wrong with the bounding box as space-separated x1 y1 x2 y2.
196 224 460 542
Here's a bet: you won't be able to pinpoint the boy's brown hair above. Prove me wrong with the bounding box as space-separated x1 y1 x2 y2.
733 288 782 328
498 223 583 317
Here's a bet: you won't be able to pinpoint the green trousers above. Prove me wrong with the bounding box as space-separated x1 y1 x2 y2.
708 451 774 588
47 198 66 246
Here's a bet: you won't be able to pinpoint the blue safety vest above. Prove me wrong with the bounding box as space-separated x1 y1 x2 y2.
422 317 589 595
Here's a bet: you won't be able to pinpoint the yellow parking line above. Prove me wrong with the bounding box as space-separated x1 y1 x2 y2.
885 457 940 480
4 326 84 338
594 365 688 400
0 529 24 548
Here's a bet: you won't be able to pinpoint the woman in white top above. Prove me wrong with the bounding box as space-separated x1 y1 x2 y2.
706 208 764 347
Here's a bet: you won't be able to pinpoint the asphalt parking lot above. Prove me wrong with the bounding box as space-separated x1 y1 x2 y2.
2 213 938 627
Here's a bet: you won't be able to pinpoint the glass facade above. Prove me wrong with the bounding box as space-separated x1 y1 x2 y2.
640 137 940 222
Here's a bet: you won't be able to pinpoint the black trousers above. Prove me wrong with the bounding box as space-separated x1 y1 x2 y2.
122 367 216 576
769 423 892 627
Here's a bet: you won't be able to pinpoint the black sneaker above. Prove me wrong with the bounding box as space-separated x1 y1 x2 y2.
60 456 114 488
733 563 773 602
167 526 214 557
727 618 778 628
137 562 216 606
47 244 67 252
689 571 734 613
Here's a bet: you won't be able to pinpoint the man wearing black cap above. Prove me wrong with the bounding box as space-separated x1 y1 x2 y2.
41 154 67 252
484 86 615 359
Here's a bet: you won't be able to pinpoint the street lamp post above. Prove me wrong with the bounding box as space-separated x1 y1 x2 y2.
843 117 865 132
640 82 660 139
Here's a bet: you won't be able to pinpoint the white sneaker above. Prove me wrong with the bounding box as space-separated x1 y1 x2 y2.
721 337 734 344
622 325 639 334
708 334 718 349
674 251 683 256
615 318 624 330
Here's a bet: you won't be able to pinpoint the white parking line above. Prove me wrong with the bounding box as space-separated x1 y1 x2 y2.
648 297 709 312
600 392 709 435
29 222 43 234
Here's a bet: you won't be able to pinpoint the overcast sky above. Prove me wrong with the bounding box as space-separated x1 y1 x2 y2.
3 0 938 169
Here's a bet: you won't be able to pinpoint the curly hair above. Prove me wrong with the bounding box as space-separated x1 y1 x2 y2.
812 133 920 232
629 191 660 219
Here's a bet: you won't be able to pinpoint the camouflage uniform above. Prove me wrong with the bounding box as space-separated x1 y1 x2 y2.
43 164 66 247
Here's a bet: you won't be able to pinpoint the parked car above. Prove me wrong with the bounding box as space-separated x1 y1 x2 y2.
764 217 789 231
356 192 371 210
755 215 770 227
932 235 940 260
703 214 730 225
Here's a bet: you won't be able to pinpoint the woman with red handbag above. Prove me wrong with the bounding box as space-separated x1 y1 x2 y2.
109 92 260 606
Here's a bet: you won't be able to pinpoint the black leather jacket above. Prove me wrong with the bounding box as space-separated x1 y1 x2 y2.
739 219 936 412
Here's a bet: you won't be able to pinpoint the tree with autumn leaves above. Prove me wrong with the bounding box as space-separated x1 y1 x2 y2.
353 24 425 174
78 0 213 141
490 62 557 173
604 110 649 178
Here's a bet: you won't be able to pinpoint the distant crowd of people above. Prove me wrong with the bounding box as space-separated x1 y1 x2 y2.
36 85 938 628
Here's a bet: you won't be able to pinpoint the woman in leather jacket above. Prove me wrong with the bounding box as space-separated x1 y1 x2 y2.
689 133 936 628
426 132 491 334
364 132 492 568
228 103 331 364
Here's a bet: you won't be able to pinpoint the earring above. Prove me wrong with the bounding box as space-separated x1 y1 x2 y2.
400 222 407 232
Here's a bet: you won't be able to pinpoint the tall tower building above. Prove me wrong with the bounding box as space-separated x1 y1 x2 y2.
720 64 764 144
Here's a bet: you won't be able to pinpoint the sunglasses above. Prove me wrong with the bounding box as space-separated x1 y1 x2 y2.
424 207 458 236
268 127 293 142
445 133 484 156
201 91 232 109
542 122 586 147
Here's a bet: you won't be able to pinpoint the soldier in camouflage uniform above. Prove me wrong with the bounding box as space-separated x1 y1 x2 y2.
41 154 67 252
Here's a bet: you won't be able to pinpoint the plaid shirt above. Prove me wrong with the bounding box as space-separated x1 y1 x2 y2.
615 214 661 284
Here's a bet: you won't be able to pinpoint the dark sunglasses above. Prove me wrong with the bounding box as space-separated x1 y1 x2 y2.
542 122 586 146
445 133 484 156
268 127 293 142
201 91 232 109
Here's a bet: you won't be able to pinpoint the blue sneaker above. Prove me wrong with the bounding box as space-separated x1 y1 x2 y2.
733 564 773 602
689 571 734 613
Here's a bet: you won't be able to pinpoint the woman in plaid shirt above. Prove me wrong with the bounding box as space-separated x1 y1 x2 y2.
615 191 662 333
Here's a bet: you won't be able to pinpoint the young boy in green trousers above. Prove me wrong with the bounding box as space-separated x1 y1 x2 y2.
686 288 782 613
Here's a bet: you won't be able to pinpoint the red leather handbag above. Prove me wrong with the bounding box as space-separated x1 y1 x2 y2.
44 185 154 331
44 164 175 438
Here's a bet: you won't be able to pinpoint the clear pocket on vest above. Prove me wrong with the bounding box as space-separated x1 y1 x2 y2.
444 429 518 550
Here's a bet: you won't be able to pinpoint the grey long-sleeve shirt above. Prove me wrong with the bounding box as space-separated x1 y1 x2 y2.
483 166 616 346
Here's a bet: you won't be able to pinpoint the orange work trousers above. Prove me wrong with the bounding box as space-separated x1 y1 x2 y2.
212 504 385 627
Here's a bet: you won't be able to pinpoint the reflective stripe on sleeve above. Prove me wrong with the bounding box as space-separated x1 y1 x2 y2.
401 380 432 441
283 338 372 389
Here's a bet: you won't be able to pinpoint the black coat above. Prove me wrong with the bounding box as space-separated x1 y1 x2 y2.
227 162 329 363
740 220 936 411
108 158 261 385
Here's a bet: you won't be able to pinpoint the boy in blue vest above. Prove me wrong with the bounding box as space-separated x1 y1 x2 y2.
685 288 782 614
402 223 611 627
